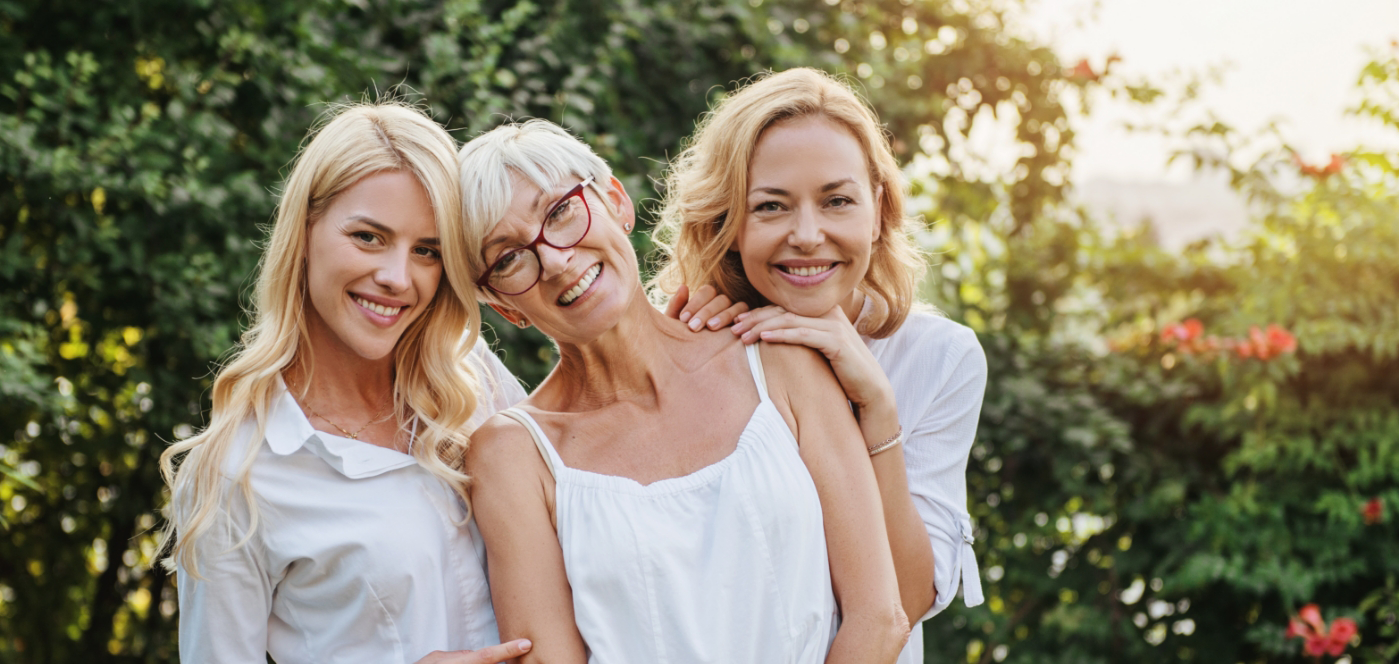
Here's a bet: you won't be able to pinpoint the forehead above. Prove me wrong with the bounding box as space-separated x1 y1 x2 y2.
324 170 436 233
749 116 870 187
481 174 568 247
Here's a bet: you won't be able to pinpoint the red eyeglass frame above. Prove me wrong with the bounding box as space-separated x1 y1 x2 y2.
476 176 595 296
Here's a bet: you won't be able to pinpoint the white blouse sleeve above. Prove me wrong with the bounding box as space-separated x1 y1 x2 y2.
901 324 988 621
176 482 276 664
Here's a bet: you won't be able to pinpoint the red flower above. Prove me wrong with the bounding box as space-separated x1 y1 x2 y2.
1286 604 1357 657
1293 152 1346 178
1231 324 1297 361
1266 324 1297 355
1248 325 1273 360
1161 319 1204 345
1363 498 1383 525
1069 59 1099 82
1323 154 1346 177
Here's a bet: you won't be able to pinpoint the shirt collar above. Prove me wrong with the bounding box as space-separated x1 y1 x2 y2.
267 375 419 479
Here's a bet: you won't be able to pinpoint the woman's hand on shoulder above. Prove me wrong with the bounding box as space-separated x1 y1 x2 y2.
664 284 750 331
733 305 893 412
415 640 532 663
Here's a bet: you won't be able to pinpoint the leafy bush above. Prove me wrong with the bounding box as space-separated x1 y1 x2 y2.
921 48 1399 663
0 0 1075 660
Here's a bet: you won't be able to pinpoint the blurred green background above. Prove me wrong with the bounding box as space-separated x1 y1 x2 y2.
2 0 1396 661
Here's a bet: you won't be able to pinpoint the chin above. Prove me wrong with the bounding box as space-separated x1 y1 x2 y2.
766 289 841 318
337 326 407 362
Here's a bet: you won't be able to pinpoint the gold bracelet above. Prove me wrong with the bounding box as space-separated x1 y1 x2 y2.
867 425 903 456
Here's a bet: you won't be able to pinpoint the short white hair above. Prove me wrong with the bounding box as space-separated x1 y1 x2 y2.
457 119 614 296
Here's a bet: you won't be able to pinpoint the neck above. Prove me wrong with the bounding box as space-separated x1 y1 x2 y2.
284 316 396 411
542 285 690 410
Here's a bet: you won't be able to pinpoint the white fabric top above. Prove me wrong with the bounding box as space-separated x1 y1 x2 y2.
176 338 527 664
860 303 988 664
501 343 839 663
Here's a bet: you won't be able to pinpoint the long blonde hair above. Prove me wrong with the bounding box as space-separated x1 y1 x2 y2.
159 102 482 576
650 68 923 338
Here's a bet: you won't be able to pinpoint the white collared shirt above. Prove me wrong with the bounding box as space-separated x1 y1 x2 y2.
176 339 527 664
859 303 988 664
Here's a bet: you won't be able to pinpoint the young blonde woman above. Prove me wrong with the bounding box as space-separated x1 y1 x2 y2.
458 119 909 663
159 103 531 664
654 68 988 664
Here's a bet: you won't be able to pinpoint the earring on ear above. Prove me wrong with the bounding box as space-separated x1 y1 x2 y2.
624 222 632 232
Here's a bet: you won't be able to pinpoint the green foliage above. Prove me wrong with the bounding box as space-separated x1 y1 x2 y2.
0 0 1077 660
920 48 1399 663
8 0 1392 662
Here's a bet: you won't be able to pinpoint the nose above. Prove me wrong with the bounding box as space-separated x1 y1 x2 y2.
535 242 574 281
373 248 412 293
787 204 825 252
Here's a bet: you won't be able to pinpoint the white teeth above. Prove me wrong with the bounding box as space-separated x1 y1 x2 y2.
354 296 403 318
782 264 834 277
559 264 602 305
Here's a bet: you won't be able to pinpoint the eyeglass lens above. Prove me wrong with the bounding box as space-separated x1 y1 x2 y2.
486 186 591 295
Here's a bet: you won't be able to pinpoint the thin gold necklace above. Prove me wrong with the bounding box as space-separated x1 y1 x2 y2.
291 383 396 440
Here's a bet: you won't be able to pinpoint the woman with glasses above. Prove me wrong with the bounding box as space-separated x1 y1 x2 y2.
458 119 909 663
653 68 988 664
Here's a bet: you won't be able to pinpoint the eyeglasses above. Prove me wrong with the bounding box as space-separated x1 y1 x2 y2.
477 177 595 296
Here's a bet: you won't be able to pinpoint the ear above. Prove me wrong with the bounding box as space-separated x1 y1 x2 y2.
870 183 885 243
487 302 531 329
605 176 636 232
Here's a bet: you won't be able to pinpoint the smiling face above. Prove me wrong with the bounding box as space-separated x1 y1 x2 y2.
303 170 443 362
481 174 638 345
736 115 881 319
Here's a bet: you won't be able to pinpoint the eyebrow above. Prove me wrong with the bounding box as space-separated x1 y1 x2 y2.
479 183 572 257
748 177 859 196
349 216 438 245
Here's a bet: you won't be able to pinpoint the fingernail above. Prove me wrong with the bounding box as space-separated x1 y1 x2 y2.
707 317 721 329
679 311 691 323
519 639 532 652
759 331 772 339
689 317 703 331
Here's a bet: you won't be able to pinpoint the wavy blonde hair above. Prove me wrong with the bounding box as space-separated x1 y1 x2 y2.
159 102 482 577
650 68 923 338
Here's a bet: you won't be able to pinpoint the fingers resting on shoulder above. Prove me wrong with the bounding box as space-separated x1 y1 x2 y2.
666 284 750 331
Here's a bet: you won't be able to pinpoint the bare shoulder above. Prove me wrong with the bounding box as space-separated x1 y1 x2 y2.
756 342 849 443
757 341 842 396
465 410 550 488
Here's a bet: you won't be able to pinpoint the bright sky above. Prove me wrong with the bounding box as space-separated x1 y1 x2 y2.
1018 0 1399 184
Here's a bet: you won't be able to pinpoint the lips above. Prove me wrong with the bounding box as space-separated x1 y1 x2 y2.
772 260 840 287
351 294 409 325
558 263 602 306
777 263 836 277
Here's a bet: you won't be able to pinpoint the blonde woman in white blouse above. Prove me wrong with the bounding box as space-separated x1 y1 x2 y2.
654 68 988 664
158 103 530 664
